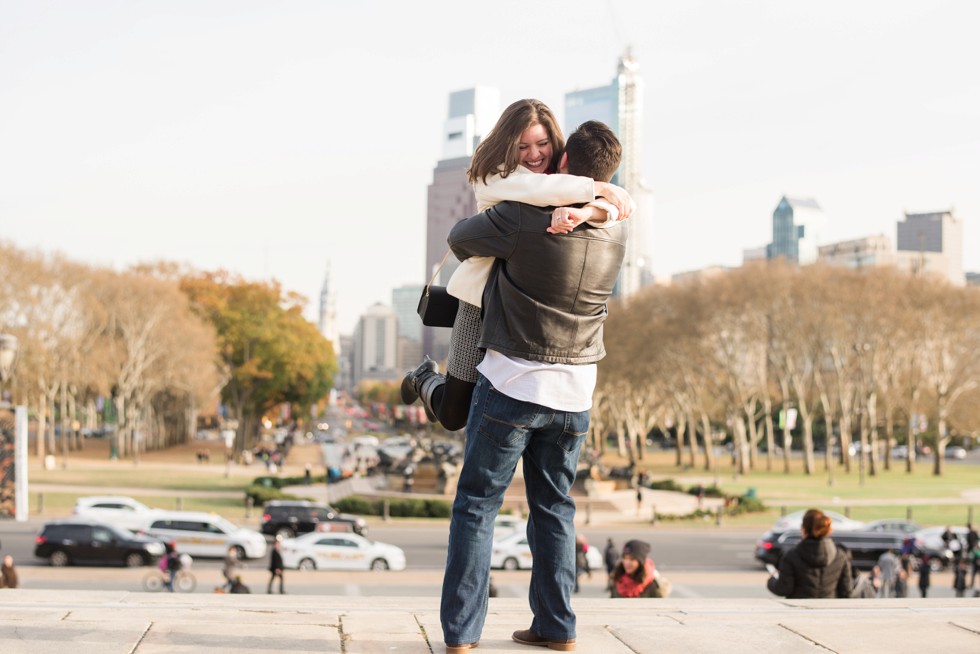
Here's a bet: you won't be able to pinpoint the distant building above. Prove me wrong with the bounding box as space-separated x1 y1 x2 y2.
352 303 399 387
565 48 653 299
671 266 734 285
392 285 424 372
742 245 768 264
818 235 897 269
423 88 499 360
391 284 424 343
896 210 964 286
767 196 827 265
334 334 354 392
317 262 340 356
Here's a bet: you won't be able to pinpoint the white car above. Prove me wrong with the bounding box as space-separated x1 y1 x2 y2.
493 515 528 541
490 532 602 571
141 511 267 560
279 532 405 571
72 496 160 532
945 446 967 460
772 509 864 533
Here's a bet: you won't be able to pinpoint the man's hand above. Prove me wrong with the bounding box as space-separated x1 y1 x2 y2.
594 182 634 220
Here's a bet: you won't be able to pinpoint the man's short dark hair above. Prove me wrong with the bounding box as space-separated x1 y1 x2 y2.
564 120 622 182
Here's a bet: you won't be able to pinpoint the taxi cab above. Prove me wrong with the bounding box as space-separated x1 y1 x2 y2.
140 511 267 560
279 531 405 571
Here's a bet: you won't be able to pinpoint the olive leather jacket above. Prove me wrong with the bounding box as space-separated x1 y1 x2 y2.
448 200 627 364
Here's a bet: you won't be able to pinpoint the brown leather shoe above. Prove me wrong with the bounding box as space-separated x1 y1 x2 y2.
445 642 478 653
512 629 576 651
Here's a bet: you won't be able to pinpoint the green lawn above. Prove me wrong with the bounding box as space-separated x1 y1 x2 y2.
23 445 979 529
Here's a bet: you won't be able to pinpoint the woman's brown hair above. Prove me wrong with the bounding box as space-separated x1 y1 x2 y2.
467 99 564 185
802 509 833 539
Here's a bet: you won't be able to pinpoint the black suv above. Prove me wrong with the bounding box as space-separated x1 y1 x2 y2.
260 500 367 540
34 519 167 567
755 528 905 571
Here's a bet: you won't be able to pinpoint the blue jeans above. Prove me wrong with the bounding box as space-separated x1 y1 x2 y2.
440 374 589 645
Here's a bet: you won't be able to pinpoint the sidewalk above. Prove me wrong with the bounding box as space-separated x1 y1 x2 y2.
0 590 977 653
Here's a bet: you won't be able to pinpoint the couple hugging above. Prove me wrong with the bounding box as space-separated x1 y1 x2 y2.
401 98 631 653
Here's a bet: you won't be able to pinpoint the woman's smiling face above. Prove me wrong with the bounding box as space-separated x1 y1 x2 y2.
518 123 552 174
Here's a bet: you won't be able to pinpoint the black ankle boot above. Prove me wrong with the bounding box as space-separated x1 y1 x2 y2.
400 357 438 405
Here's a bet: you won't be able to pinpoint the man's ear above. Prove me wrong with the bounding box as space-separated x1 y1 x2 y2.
558 152 568 174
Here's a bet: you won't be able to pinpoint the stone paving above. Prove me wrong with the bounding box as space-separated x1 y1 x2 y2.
0 590 978 653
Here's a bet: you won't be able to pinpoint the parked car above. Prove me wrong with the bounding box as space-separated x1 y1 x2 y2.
34 519 166 567
260 500 367 540
492 515 528 541
490 532 602 571
945 446 967 460
72 495 160 532
758 529 906 571
771 509 864 533
279 532 405 571
141 511 267 559
863 519 922 534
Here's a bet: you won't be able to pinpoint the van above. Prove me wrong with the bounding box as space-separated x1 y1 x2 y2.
141 511 267 560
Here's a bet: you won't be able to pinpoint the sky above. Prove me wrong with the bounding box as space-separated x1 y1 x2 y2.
2 1 978 334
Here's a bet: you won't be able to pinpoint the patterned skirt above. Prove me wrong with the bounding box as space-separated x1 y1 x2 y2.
447 301 483 383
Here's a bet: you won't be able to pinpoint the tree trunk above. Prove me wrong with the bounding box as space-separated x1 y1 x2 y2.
764 398 775 472
36 392 47 458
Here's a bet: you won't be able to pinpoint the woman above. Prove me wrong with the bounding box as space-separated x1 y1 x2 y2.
609 540 663 598
767 508 852 599
401 99 632 430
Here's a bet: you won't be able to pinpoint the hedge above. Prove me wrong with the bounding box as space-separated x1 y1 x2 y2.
333 496 452 519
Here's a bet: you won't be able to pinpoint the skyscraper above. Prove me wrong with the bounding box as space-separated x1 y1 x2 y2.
317 262 340 356
565 49 653 298
767 196 827 265
423 87 500 360
352 303 398 387
896 210 964 285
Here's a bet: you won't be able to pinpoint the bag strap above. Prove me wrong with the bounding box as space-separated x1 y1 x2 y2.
427 249 453 288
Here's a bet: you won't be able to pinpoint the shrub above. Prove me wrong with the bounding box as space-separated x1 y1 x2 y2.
644 479 684 492
332 496 451 518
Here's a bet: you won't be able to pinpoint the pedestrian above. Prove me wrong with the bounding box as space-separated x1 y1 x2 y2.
767 508 852 599
893 567 908 598
164 542 182 593
953 558 969 597
695 484 705 510
304 462 312 485
918 556 931 598
229 574 250 594
437 118 628 654
609 540 665 598
876 549 899 598
970 543 980 590
573 535 591 594
267 539 285 594
603 538 618 577
0 555 18 589
221 546 239 592
400 98 632 432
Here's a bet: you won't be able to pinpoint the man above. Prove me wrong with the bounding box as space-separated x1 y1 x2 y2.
875 548 898 598
439 120 627 653
267 539 285 594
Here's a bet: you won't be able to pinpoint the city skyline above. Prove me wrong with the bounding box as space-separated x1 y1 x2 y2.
1 1 977 334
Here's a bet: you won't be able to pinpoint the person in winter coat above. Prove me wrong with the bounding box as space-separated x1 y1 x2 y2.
918 555 932 598
610 540 663 598
0 555 18 589
267 539 285 594
767 508 852 599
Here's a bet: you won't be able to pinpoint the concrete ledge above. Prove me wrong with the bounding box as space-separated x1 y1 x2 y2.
0 590 977 653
